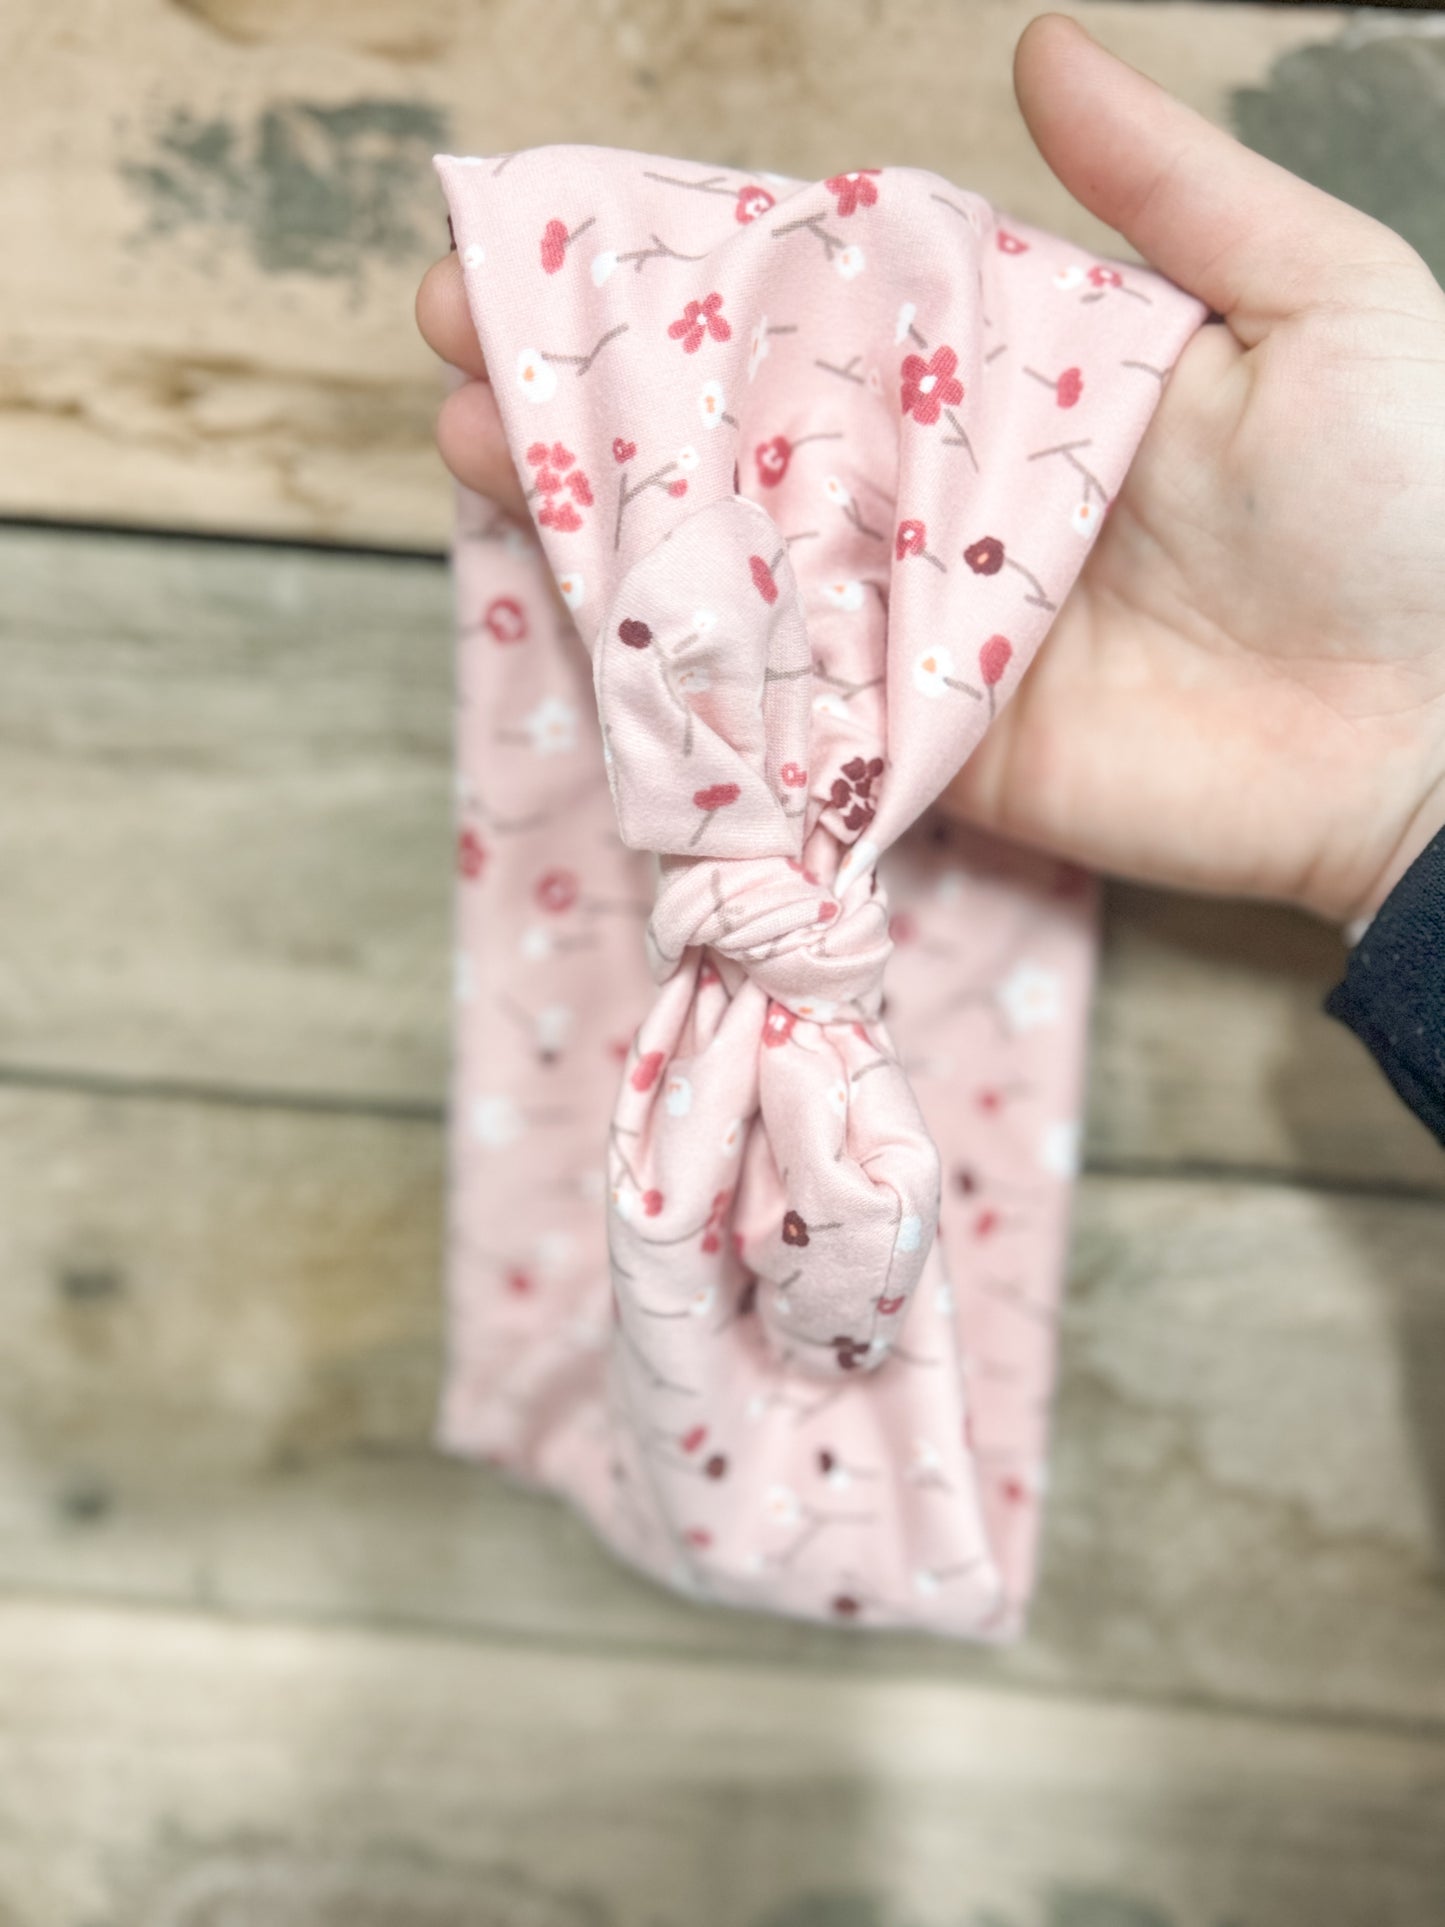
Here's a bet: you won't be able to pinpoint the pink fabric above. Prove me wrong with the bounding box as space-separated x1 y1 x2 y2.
433 147 1206 1638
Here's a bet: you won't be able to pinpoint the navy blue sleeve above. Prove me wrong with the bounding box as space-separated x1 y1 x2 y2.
1324 826 1445 1147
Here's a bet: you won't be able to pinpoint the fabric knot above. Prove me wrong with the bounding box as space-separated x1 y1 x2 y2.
647 849 891 1021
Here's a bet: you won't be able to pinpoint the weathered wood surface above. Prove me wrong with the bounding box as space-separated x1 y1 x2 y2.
8 1 1442 546
5 1081 1444 1731
3 523 1440 1189
3 1596 1445 1927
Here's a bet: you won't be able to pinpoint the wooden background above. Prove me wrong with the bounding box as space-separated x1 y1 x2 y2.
2 3 1444 1923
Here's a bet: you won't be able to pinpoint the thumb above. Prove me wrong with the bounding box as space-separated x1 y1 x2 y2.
1013 13 1410 344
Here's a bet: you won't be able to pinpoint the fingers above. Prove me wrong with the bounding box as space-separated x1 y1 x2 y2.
1013 13 1414 343
436 378 529 517
416 252 490 380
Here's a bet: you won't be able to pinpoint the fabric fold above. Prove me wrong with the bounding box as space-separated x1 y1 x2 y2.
434 145 1207 1638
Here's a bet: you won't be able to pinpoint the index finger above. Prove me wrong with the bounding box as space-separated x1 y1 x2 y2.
416 252 490 380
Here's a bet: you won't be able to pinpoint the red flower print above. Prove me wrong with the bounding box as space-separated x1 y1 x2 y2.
979 634 1013 687
1087 264 1123 289
684 1526 713 1550
690 781 741 848
526 439 593 532
458 826 487 879
667 291 732 354
540 218 568 274
895 520 926 559
681 1424 708 1454
538 499 582 532
755 436 791 489
996 229 1028 255
642 1188 665 1217
566 469 594 506
1056 366 1083 408
483 595 528 643
780 762 808 789
618 618 653 648
749 554 779 604
506 1267 533 1297
900 346 964 426
877 1294 906 1315
535 868 579 914
735 184 775 224
612 436 638 464
763 1004 797 1049
631 1049 665 1093
667 480 689 498
824 169 881 217
964 537 1005 576
782 1210 810 1248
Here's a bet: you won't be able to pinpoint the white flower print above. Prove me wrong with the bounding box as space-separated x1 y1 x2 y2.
461 242 485 270
523 695 579 754
935 1281 954 1318
835 244 865 280
913 1568 941 1598
664 1073 693 1118
834 837 879 896
516 347 557 404
1040 1118 1081 1178
611 1184 636 1222
1053 263 1087 291
557 571 585 611
720 1117 745 1157
1071 500 1102 538
748 315 771 382
822 474 852 508
471 1093 523 1149
676 443 700 473
693 606 718 634
764 1483 802 1527
674 663 711 697
894 300 917 344
697 380 727 429
813 691 850 722
590 250 618 286
536 1004 572 1052
826 1080 848 1119
909 1437 942 1477
792 995 836 1024
912 644 958 698
820 578 866 612
895 1213 923 1253
998 960 1064 1033
519 925 552 962
824 1460 852 1491
688 1284 716 1319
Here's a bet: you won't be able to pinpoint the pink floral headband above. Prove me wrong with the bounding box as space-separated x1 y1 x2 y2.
436 146 1205 1638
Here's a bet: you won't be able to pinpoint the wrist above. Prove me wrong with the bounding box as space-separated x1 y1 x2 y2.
1346 761 1445 935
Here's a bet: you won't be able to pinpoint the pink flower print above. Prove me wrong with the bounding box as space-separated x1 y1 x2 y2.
979 633 1013 716
1025 364 1084 408
641 1187 665 1218
538 498 582 533
630 1049 666 1093
762 1003 797 1049
667 480 689 498
735 184 775 224
505 1267 533 1297
963 536 1005 576
755 435 792 488
680 1424 708 1455
889 910 918 944
779 762 808 789
458 827 487 880
668 291 732 354
526 440 593 532
618 618 653 649
689 781 741 846
749 554 779 604
825 169 880 216
900 346 964 426
1088 264 1123 289
538 214 595 275
612 436 637 464
895 518 945 571
483 595 528 643
535 868 579 914
684 1526 713 1550
700 1188 731 1255
996 228 1028 255
782 1210 809 1247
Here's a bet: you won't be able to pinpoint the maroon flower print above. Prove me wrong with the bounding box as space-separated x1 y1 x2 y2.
735 184 775 224
535 868 580 914
763 1003 797 1050
749 554 779 604
900 346 964 426
782 1210 810 1248
831 1593 863 1617
755 435 792 489
828 755 884 835
979 634 1013 718
667 291 732 354
690 781 741 847
458 826 486 880
704 1453 729 1480
996 229 1028 255
483 595 528 643
618 618 653 649
963 536 1005 576
831 1335 869 1372
895 519 945 571
824 169 881 217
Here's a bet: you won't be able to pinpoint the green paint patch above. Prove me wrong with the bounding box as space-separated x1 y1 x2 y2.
1233 27 1445 280
119 96 450 278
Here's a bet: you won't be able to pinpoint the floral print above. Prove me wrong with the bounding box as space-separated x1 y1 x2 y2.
432 143 1207 1644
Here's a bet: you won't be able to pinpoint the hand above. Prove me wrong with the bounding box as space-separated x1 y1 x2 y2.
415 13 1445 925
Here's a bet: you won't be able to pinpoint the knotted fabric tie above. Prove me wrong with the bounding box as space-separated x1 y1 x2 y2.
434 145 1207 1638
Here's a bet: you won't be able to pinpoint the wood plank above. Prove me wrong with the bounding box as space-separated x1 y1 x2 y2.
3 1596 1444 1927
4 523 1439 1188
0 0 1379 544
5 1082 1444 1731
